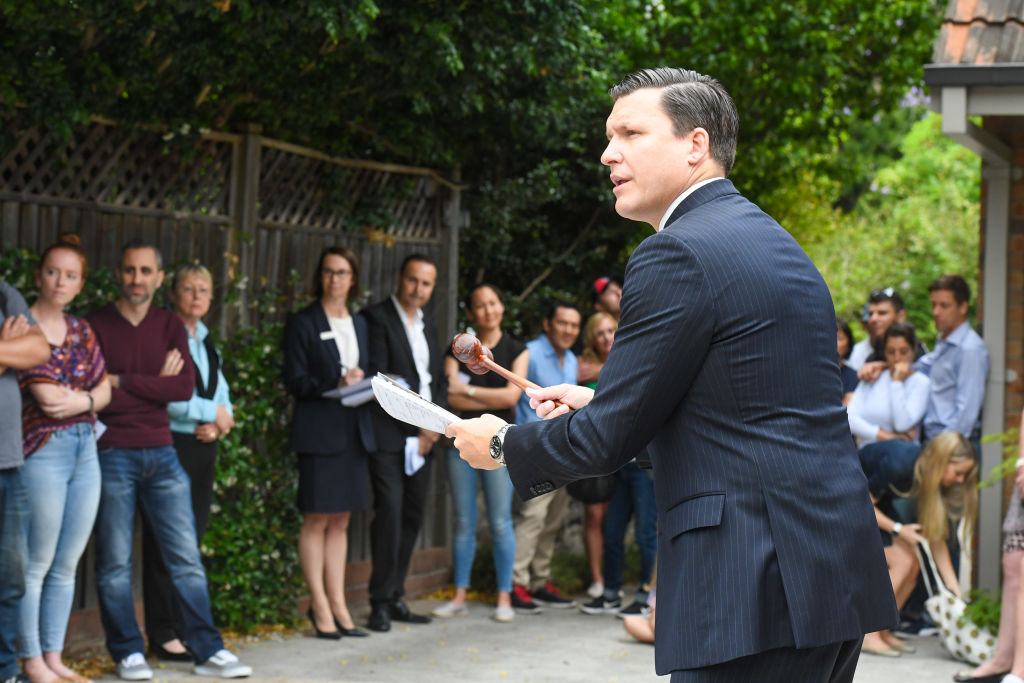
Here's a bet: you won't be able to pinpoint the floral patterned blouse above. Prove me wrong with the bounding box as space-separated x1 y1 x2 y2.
18 314 107 456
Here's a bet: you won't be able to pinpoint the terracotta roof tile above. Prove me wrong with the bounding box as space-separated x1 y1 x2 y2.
934 0 1024 63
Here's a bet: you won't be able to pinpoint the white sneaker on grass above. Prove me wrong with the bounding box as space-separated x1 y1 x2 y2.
116 653 153 681
432 601 469 618
194 649 252 678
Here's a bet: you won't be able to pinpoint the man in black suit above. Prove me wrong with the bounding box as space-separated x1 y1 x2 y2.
362 254 446 632
447 68 896 681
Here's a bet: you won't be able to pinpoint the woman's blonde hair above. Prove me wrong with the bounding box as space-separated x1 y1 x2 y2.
581 312 617 363
909 431 978 543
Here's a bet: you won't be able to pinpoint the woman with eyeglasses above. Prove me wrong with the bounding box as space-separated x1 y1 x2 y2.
284 246 373 639
140 263 235 662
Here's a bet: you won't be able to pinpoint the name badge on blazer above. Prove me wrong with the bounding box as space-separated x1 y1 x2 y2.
320 330 337 341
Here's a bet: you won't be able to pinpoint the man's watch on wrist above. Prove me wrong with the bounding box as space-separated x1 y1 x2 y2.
891 522 903 537
489 424 512 466
466 386 476 398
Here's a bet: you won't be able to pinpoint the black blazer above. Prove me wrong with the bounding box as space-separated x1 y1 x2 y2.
361 298 447 452
283 301 375 455
505 180 897 673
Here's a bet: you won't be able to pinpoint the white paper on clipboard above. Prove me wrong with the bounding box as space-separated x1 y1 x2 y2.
371 373 459 434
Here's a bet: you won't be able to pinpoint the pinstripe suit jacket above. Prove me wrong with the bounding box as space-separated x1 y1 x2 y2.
504 179 897 674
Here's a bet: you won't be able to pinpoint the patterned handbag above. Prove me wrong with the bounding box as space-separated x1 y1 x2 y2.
916 541 996 665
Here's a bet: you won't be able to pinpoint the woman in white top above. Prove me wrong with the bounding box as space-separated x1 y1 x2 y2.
848 321 930 657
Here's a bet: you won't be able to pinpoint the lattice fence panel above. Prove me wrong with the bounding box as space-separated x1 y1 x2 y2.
0 122 234 216
257 145 441 239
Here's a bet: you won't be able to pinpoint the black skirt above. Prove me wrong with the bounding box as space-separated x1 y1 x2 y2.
296 450 369 514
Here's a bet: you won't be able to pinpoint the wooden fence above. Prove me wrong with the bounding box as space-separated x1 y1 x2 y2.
0 120 466 620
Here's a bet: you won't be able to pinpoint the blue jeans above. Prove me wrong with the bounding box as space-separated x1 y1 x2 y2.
94 446 222 662
446 447 516 593
858 439 921 499
19 423 101 657
0 467 28 680
602 461 657 599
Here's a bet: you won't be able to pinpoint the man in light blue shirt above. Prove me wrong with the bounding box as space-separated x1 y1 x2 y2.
511 301 581 613
913 274 989 442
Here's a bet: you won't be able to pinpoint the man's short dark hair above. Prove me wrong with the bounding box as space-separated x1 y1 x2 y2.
545 300 580 322
928 274 971 305
868 287 904 314
398 253 436 277
609 67 739 175
120 237 163 269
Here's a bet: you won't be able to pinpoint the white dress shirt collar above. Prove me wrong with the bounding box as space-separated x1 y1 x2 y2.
657 177 726 232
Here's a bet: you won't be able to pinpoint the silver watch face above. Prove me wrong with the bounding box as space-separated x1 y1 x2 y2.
490 434 502 460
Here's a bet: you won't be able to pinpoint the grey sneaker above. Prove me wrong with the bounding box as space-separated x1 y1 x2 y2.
194 649 252 678
116 653 153 681
432 601 469 618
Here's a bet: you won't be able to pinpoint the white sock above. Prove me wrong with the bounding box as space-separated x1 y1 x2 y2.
1002 674 1024 683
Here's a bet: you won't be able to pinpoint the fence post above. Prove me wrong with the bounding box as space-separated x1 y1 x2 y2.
439 166 464 340
223 124 262 332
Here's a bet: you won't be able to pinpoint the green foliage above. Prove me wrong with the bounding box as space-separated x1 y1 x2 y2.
979 428 1021 489
203 285 302 628
965 588 1001 634
798 113 980 347
0 0 943 335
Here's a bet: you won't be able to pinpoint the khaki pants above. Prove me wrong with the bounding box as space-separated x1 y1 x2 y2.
512 487 570 589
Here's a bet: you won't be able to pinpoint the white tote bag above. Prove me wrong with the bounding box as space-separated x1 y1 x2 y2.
916 541 996 665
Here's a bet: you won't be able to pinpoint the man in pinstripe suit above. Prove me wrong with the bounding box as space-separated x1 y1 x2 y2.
447 67 897 681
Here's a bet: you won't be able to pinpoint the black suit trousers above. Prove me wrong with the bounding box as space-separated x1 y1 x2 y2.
669 639 862 683
367 449 432 604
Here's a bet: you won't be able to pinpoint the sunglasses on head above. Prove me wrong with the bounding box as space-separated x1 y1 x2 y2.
871 287 895 299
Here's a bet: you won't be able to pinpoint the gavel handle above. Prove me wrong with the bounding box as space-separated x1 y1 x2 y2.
480 357 565 408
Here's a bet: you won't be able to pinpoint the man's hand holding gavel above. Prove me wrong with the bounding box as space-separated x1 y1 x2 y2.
445 384 595 470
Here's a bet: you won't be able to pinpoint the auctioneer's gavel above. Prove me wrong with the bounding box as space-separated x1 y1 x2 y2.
451 333 546 394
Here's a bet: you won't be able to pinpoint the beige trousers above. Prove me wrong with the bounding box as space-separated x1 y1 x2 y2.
512 487 570 589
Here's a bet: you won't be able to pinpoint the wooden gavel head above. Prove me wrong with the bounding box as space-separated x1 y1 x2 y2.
452 333 494 375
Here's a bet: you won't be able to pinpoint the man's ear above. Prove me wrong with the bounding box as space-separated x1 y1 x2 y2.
896 310 907 323
688 127 711 165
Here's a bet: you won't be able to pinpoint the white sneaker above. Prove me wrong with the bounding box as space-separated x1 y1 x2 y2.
493 605 515 622
432 601 469 618
194 649 252 678
587 581 604 599
116 653 153 681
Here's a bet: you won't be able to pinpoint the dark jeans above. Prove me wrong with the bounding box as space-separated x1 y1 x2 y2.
142 434 218 646
602 461 657 599
94 446 223 662
857 440 920 499
0 467 28 680
367 449 433 605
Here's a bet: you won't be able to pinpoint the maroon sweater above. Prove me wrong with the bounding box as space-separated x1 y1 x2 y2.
87 304 195 449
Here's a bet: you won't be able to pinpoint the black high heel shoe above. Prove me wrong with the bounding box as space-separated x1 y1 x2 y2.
307 607 342 640
334 614 370 637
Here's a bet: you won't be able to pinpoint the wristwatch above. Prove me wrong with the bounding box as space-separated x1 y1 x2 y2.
466 386 476 398
891 522 903 537
489 424 512 466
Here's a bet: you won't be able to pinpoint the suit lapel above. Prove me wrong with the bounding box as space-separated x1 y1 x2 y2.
382 301 417 376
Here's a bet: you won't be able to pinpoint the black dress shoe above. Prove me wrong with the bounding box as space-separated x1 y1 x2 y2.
953 672 1011 683
307 607 342 640
149 642 194 662
367 604 391 632
333 615 370 637
389 599 432 624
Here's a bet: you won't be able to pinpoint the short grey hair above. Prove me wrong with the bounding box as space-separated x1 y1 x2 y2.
609 67 739 175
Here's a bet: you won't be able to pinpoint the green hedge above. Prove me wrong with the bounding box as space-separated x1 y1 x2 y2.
1 247 303 630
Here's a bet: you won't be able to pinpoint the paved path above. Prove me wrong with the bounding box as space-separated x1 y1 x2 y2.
93 598 972 682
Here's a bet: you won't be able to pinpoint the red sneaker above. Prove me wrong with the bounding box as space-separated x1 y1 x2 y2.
511 584 541 614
